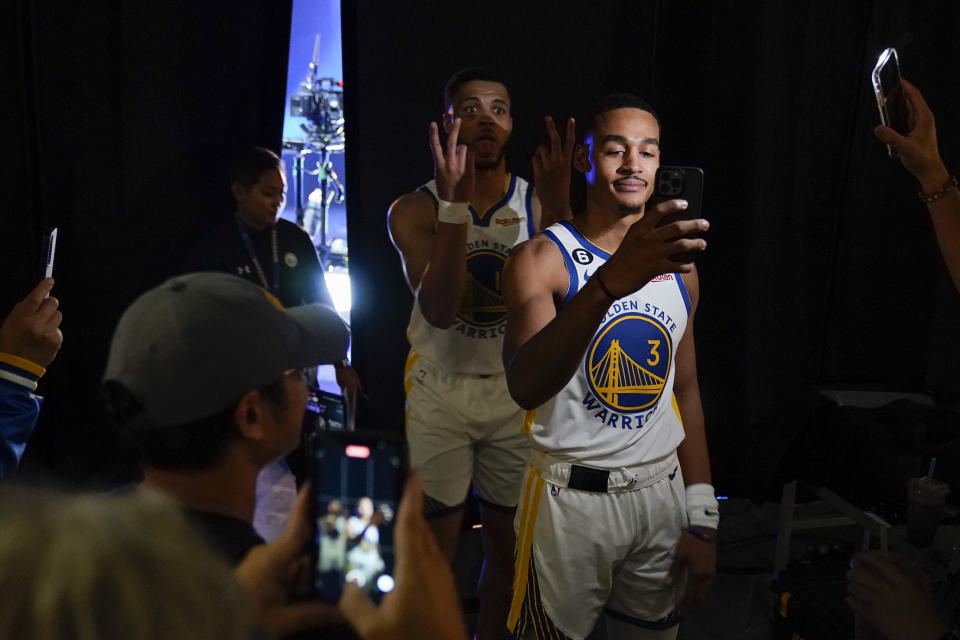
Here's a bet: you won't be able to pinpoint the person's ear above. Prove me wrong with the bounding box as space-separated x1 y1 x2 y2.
230 182 246 203
574 144 592 174
233 390 266 441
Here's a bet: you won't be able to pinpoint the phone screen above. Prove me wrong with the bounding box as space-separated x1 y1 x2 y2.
311 433 404 602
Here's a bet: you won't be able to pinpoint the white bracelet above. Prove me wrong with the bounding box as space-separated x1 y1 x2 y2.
436 199 471 224
686 483 720 530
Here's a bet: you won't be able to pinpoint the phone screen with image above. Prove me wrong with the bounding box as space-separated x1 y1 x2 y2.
311 432 404 602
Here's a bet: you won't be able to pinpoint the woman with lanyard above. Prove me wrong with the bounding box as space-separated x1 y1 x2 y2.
227 146 362 541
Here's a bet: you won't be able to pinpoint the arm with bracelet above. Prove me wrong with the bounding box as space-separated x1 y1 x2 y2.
874 79 960 293
388 118 475 328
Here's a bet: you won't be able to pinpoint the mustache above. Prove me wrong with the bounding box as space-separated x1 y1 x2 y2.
612 175 648 186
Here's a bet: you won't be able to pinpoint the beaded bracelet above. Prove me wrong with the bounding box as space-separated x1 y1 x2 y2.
919 174 959 203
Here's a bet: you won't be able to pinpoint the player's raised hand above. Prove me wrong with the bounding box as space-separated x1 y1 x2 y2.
596 200 708 298
532 116 575 223
430 118 475 204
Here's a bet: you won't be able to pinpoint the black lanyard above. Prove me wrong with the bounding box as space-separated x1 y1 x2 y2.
235 217 280 295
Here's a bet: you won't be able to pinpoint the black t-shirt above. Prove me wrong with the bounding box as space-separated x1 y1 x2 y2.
184 216 334 308
182 508 265 566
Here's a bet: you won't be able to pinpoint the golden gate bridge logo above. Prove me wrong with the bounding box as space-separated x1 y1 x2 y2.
586 315 672 412
457 250 506 327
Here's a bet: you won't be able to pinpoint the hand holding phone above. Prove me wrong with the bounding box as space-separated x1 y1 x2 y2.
872 79 950 190
338 472 470 640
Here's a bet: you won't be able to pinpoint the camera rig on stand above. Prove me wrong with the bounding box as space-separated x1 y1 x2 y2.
283 35 346 268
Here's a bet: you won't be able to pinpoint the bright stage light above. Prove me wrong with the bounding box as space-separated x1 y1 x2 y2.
324 268 352 314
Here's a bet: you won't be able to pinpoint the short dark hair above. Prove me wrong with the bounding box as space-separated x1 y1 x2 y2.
230 146 284 189
442 67 510 111
580 93 661 144
103 378 288 471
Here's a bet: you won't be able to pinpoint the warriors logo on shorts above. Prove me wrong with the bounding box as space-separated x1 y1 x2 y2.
585 314 672 413
458 250 506 327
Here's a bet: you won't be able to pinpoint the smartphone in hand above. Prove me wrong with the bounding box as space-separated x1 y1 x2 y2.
310 430 405 603
41 227 58 279
650 166 705 263
872 48 908 158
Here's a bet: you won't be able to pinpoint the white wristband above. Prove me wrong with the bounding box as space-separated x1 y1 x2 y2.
685 483 720 530
436 199 471 224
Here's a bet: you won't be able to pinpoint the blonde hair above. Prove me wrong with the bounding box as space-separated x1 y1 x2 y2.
0 488 258 640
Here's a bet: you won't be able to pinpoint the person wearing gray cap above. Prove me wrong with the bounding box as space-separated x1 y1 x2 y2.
102 271 349 564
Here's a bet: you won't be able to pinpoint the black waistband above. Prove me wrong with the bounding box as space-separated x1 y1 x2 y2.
567 465 609 493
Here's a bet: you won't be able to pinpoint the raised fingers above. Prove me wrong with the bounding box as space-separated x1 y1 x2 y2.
429 122 445 171
445 117 462 158
545 116 561 157
563 117 576 157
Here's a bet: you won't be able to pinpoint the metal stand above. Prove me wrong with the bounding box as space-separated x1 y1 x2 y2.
282 35 346 265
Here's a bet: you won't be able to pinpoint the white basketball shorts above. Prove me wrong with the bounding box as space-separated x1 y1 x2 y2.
508 451 687 639
404 350 529 512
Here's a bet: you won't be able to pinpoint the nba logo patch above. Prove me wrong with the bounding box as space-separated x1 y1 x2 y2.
550 485 561 497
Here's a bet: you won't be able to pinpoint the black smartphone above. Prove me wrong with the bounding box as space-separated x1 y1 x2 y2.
650 166 705 263
310 430 405 602
41 227 58 279
872 48 908 158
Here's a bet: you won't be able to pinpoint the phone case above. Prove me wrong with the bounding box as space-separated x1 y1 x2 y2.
650 166 705 264
872 48 906 158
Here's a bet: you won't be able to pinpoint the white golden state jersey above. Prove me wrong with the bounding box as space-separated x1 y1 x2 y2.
407 175 535 375
526 220 691 468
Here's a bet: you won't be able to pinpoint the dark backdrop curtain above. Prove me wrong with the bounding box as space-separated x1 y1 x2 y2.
4 0 292 485
5 0 959 492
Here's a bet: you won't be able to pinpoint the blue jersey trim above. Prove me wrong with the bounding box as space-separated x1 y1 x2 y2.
470 174 517 227
525 185 536 237
675 273 692 315
558 220 612 259
542 229 579 305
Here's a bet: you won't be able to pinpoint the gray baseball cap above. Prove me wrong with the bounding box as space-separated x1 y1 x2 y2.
104 272 350 428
